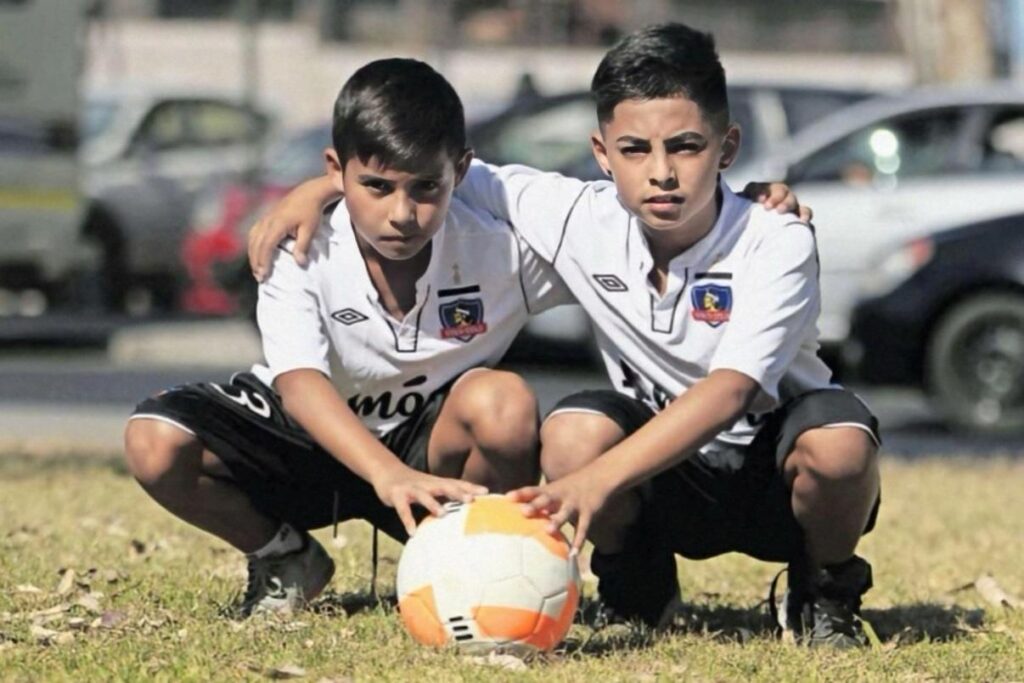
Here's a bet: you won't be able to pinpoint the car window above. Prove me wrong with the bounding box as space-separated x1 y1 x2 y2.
978 107 1024 173
482 98 596 172
265 127 331 185
135 102 189 151
789 108 964 185
781 91 868 133
188 101 265 146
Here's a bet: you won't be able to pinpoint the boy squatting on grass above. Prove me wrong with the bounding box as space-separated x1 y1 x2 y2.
123 57 802 618
249 24 880 648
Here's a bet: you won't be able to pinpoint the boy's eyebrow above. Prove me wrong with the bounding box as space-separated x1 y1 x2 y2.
615 131 707 144
615 135 651 144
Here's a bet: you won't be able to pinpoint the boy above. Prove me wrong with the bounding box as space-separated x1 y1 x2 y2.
123 58 572 617
248 25 880 648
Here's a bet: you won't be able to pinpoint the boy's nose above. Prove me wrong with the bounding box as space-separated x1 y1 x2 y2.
389 197 416 227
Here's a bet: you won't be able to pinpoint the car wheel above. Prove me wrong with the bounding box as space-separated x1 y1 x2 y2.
81 206 127 312
926 292 1024 433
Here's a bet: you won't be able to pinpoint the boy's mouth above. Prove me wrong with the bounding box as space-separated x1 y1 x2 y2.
644 194 684 205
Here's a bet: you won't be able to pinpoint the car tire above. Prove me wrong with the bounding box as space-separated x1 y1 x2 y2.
925 292 1024 434
81 206 127 312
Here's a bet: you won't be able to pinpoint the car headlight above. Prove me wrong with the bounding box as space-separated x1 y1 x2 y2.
859 236 934 299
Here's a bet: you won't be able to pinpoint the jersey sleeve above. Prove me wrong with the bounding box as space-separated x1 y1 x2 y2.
256 241 331 383
457 160 590 264
514 230 575 313
708 222 820 400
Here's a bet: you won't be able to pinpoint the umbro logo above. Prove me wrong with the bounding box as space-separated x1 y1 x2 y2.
331 308 368 325
593 274 628 292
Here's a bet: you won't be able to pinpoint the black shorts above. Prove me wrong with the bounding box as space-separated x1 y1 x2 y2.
548 388 881 563
131 372 448 541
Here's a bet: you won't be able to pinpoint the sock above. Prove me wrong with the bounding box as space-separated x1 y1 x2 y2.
248 523 303 559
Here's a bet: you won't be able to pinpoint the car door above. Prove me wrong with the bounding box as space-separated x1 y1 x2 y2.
777 106 972 344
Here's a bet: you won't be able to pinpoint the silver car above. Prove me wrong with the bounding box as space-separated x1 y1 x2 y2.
82 87 274 312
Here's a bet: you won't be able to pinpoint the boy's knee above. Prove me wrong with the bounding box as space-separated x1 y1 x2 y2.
788 427 879 489
123 418 198 489
456 371 538 453
540 412 624 482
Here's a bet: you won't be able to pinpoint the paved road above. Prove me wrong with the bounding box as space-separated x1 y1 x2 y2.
0 320 1021 456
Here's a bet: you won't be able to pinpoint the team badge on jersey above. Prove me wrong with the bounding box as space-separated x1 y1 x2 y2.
691 284 732 327
440 298 488 342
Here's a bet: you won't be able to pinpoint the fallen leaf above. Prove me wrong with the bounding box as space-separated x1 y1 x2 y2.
56 569 76 596
266 664 307 679
15 585 43 594
29 604 71 619
29 625 59 644
75 594 102 614
464 652 528 671
975 574 1021 609
102 569 122 584
67 618 88 631
99 611 125 629
54 632 75 646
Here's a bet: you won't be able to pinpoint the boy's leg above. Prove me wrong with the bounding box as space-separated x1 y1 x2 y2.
424 369 541 492
540 391 679 628
123 418 278 553
124 374 349 615
783 427 879 570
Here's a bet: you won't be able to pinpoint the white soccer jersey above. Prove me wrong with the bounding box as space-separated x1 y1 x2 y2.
457 162 834 447
254 195 571 437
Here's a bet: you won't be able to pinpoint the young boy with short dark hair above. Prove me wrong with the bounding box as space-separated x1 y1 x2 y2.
123 58 571 616
248 24 880 648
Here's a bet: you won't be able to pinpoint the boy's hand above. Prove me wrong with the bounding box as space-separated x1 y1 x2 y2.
373 464 489 537
742 181 813 223
248 176 340 282
508 471 612 554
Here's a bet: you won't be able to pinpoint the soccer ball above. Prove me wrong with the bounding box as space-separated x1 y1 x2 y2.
396 494 581 654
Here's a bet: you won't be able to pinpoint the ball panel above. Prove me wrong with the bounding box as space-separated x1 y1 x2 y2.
463 495 569 560
398 585 448 647
471 604 541 643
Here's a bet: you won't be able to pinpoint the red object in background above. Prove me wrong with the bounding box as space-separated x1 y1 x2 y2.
179 183 289 314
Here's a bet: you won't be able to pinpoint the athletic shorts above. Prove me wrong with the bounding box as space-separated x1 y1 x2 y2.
130 372 449 541
547 387 881 563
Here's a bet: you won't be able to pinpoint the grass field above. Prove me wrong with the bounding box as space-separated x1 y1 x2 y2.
1 451 1023 682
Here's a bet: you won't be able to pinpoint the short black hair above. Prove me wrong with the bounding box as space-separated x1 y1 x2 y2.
591 23 729 131
332 58 466 170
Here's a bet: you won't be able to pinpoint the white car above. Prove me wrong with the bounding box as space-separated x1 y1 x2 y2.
728 83 1024 349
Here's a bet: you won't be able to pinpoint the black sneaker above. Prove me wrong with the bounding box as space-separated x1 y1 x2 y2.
770 555 873 648
589 542 680 629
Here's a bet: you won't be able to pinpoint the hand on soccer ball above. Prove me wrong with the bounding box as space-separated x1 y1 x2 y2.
507 471 612 553
373 465 488 537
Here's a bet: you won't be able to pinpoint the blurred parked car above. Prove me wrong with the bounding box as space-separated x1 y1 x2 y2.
847 212 1024 435
81 87 274 312
730 83 1024 350
180 124 331 316
467 83 877 351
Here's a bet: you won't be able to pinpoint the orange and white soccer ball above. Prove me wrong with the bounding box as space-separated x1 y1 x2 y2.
396 494 581 654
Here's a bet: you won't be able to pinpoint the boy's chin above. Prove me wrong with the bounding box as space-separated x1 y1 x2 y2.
372 239 427 261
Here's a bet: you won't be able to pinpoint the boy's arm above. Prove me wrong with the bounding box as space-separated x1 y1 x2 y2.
512 369 758 551
274 370 486 535
259 246 486 535
250 175 341 282
513 222 822 550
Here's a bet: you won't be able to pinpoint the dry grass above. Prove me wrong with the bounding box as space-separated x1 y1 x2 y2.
1 452 1022 682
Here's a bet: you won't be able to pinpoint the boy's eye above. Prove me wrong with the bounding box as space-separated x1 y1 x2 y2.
362 179 392 193
667 142 703 154
414 180 440 193
619 146 647 156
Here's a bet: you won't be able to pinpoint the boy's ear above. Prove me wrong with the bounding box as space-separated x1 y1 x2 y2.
590 129 613 177
324 147 346 192
453 148 475 186
718 124 742 171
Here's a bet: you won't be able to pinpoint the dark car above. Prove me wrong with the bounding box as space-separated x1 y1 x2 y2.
468 83 876 181
847 213 1024 434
